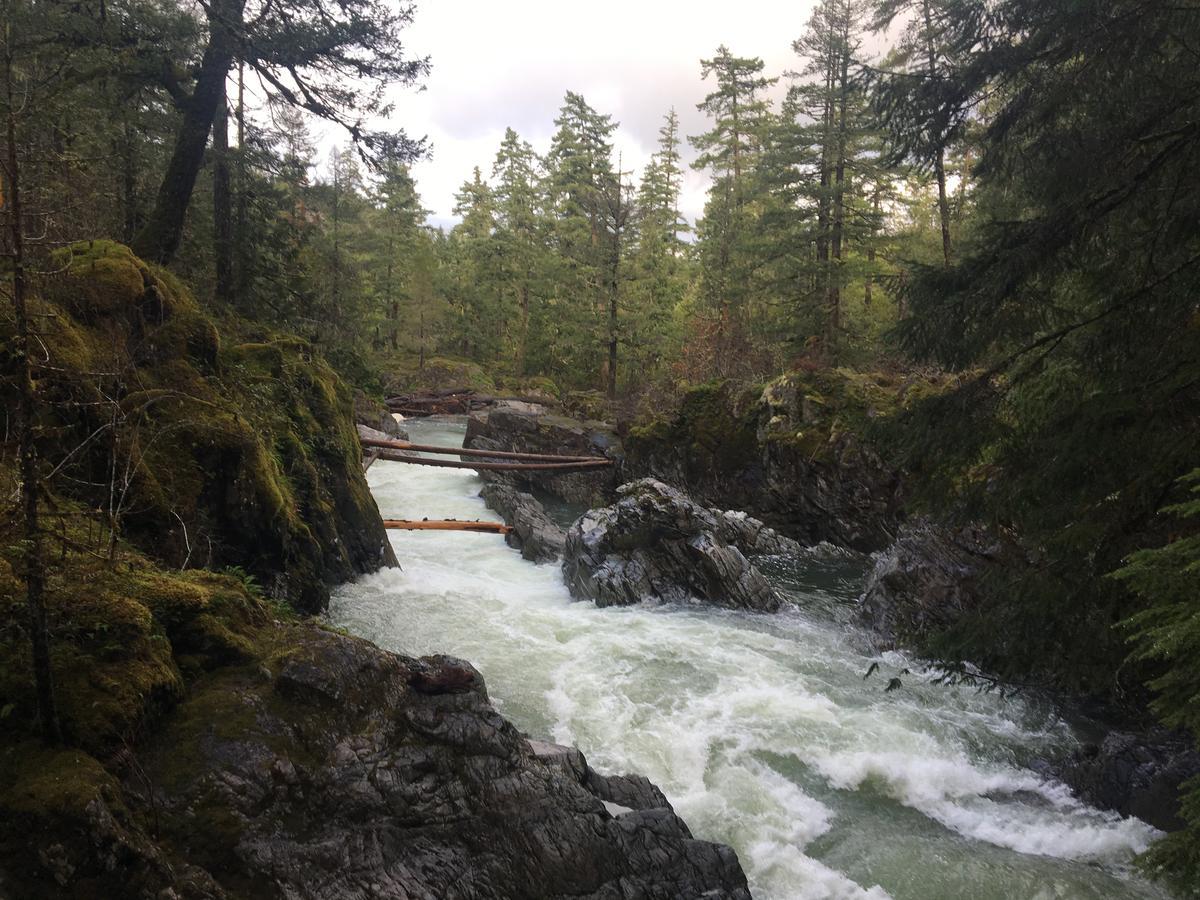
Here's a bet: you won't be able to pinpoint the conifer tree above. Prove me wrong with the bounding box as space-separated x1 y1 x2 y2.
691 47 777 371
492 128 545 374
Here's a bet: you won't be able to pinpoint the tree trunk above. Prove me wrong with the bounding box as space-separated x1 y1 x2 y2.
234 61 249 297
815 51 834 353
828 27 851 360
4 53 61 744
923 0 952 266
212 86 233 303
518 281 530 376
131 0 245 265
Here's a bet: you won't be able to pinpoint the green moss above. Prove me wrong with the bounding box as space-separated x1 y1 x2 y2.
3 242 387 614
0 744 121 818
379 355 496 393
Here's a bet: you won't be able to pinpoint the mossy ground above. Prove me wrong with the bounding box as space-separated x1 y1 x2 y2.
10 240 389 614
0 241 392 892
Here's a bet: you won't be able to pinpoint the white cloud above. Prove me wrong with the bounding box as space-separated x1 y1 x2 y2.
318 0 827 226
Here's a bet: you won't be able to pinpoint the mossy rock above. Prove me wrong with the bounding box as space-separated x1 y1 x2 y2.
385 356 497 393
561 389 611 423
4 241 392 614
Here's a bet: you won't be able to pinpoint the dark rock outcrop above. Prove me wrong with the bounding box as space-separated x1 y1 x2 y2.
465 402 622 507
480 482 567 562
563 478 796 612
116 627 747 900
624 375 911 552
1059 730 1200 833
855 519 1008 646
353 392 406 438
1 625 750 899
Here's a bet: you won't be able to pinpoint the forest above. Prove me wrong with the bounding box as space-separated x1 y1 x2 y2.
2 0 1199 896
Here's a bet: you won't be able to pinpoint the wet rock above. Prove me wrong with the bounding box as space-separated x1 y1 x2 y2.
562 478 788 612
480 482 567 562
465 403 622 507
1059 730 1200 832
353 392 407 438
585 772 674 814
355 423 409 446
855 519 1008 646
118 626 751 900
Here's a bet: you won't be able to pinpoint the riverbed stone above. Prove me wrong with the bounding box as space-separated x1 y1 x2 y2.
480 482 567 562
562 478 789 612
855 518 1007 646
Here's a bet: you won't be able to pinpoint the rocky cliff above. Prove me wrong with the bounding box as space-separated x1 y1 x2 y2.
15 240 395 613
624 373 916 552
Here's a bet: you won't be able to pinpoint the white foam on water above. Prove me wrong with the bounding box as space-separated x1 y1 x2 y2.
330 417 1173 900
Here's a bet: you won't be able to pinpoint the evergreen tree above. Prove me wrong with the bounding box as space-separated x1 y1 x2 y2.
544 92 618 385
690 47 777 373
492 128 545 374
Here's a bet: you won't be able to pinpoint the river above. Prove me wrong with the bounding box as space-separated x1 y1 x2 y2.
330 417 1170 900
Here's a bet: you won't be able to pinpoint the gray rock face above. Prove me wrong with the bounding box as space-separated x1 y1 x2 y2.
622 376 904 553
1059 730 1200 832
353 393 406 438
855 519 1006 646
479 482 567 563
465 404 622 507
119 626 750 900
563 479 795 612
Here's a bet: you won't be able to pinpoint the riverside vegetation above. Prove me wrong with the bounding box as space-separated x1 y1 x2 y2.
2 0 1199 896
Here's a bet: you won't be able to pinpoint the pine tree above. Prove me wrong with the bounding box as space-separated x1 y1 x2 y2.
492 128 545 374
544 92 618 385
690 47 777 372
450 167 500 359
628 110 690 383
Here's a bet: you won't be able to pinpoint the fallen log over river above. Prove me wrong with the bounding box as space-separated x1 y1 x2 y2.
383 519 512 534
359 436 608 465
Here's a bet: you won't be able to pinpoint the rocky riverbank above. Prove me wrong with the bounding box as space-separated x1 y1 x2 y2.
0 243 751 900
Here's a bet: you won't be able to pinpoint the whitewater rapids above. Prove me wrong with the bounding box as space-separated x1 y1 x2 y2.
330 417 1169 900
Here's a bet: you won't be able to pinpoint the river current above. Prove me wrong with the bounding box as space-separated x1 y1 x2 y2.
330 417 1170 900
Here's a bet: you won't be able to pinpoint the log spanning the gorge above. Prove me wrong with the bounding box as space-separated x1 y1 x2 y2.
383 519 512 534
359 436 608 465
360 437 611 472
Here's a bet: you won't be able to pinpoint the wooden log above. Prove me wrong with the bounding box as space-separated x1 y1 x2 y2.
362 450 380 473
359 436 607 464
373 455 611 472
383 519 510 533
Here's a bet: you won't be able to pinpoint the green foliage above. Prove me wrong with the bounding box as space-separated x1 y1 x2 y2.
1116 473 1200 892
4 242 386 613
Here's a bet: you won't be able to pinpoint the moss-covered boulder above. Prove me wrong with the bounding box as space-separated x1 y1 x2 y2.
381 355 497 394
624 370 941 551
7 240 395 613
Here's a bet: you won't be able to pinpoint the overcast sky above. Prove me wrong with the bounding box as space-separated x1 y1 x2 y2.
333 0 825 231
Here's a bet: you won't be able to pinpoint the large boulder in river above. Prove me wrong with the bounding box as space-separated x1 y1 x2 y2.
563 478 798 612
480 482 567 562
465 402 622 507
